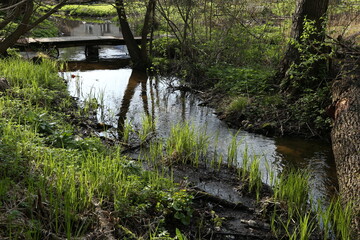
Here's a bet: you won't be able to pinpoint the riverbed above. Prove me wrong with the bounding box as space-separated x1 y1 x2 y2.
57 18 338 204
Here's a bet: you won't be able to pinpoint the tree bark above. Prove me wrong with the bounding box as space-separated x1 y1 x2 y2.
331 53 360 238
276 0 329 89
140 0 155 59
115 0 142 65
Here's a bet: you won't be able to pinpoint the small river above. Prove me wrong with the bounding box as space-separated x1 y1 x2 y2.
57 19 338 203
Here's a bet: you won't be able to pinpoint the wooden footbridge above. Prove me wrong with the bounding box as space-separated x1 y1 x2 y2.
16 36 143 48
15 36 144 59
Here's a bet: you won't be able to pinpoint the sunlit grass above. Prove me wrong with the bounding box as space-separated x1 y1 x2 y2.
165 122 209 167
0 58 195 238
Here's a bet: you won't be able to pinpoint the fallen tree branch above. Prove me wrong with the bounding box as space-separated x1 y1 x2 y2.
188 187 253 213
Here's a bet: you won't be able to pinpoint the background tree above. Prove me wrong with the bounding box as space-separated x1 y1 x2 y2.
0 0 69 56
276 0 330 93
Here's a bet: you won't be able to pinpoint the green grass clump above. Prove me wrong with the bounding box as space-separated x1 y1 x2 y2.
318 198 353 240
274 169 310 211
226 96 249 113
268 168 354 240
0 57 65 92
165 122 209 167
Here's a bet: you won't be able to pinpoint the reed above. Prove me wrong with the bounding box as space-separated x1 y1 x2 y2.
123 120 134 143
248 156 262 200
239 144 250 180
273 169 310 212
138 114 155 143
227 131 240 167
165 122 209 166
318 197 353 240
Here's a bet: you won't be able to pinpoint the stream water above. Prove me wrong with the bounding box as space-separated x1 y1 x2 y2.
57 19 338 203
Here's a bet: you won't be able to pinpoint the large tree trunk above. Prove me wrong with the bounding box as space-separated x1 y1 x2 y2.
276 0 329 89
331 53 360 238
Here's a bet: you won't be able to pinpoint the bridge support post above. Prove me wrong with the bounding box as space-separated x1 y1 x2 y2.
85 45 100 61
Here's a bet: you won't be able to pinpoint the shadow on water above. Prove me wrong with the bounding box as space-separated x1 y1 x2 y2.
65 59 131 71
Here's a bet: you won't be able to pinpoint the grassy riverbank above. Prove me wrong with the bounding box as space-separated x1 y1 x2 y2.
0 58 196 239
0 57 354 239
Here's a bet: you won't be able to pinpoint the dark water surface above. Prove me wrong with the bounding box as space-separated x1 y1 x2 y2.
58 19 338 203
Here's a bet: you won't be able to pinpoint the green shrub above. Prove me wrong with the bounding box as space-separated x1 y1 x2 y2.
208 66 274 94
226 96 249 113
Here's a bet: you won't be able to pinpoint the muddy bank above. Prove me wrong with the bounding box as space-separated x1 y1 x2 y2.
171 163 276 240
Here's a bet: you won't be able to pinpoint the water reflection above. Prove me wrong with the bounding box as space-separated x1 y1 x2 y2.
58 19 121 37
62 64 337 204
52 18 338 202
274 137 338 200
117 70 148 137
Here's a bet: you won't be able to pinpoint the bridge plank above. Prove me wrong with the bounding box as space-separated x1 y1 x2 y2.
15 36 144 49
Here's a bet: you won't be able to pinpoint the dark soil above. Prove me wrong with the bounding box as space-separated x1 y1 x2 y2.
171 163 276 240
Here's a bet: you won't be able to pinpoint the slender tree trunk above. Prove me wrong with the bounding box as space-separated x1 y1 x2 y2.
331 54 360 238
115 0 142 66
276 0 329 88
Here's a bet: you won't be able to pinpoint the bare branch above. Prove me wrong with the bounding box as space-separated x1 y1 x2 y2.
25 0 69 31
0 0 28 11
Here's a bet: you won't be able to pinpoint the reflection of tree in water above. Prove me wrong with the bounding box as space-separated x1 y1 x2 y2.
117 70 149 139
